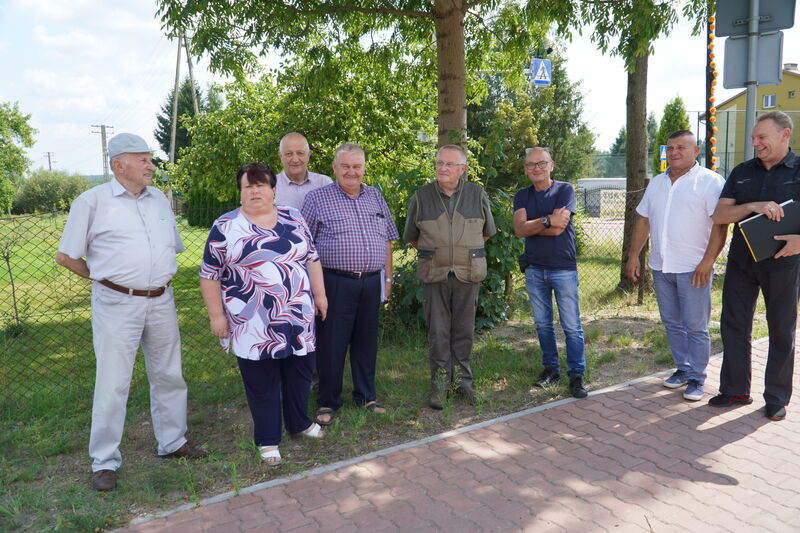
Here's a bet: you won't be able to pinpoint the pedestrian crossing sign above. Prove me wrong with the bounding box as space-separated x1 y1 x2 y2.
531 58 552 88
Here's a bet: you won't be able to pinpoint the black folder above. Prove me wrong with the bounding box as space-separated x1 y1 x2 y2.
738 200 800 262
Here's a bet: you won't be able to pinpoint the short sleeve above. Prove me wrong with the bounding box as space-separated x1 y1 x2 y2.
378 193 400 240
481 190 497 237
636 181 654 218
300 193 319 241
513 189 526 212
720 171 737 199
199 223 227 280
705 174 725 216
58 194 92 259
295 211 319 264
559 183 576 213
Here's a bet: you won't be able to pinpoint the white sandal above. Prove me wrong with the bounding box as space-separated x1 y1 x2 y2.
259 446 282 466
301 422 325 439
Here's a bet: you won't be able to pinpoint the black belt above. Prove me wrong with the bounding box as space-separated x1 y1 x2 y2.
324 268 381 279
99 279 170 297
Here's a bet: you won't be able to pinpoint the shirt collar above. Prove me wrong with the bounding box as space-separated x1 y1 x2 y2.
435 178 463 197
110 177 151 198
282 170 310 186
755 149 796 170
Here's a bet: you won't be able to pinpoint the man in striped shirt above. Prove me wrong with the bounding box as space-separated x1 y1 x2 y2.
301 142 399 426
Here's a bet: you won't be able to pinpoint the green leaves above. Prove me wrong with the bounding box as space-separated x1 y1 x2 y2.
0 102 37 213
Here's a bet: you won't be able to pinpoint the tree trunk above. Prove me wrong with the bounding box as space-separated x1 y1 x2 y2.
618 53 651 298
434 0 467 147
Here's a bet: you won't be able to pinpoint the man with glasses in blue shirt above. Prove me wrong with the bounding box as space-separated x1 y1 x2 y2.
513 147 588 398
404 145 496 410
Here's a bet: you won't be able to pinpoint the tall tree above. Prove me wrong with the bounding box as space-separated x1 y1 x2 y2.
609 126 627 155
0 102 36 213
157 1 558 147
574 0 711 293
154 77 204 162
651 96 691 172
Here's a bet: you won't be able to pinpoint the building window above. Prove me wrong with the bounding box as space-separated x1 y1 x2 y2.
789 91 797 99
763 94 776 108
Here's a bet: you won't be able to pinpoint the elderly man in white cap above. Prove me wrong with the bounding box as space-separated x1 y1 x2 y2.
56 133 206 492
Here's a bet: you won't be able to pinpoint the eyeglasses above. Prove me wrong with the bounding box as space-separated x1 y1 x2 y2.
435 160 464 169
524 161 551 170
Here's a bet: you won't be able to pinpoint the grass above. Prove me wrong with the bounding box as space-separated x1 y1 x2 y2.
0 213 771 532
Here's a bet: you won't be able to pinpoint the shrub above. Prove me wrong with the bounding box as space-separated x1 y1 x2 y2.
12 169 92 214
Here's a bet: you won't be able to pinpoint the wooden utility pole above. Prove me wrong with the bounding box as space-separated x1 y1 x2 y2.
183 34 200 115
44 152 55 170
169 37 182 165
91 124 114 180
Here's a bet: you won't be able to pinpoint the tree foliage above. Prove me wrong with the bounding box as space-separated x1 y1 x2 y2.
651 96 691 172
154 78 208 162
0 102 37 212
12 169 92 214
469 48 596 190
157 0 559 145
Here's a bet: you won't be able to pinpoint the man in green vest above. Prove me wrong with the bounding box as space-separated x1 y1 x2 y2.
404 145 496 410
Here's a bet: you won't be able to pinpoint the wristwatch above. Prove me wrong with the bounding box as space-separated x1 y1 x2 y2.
540 216 551 228
385 277 393 283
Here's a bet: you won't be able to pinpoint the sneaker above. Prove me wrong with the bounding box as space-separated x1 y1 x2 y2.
569 375 588 399
91 469 117 491
683 380 704 401
765 404 786 421
663 370 688 389
535 367 560 387
708 394 754 407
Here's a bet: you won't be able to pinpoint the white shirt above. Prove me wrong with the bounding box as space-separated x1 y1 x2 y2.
636 164 724 273
58 178 184 289
274 170 332 210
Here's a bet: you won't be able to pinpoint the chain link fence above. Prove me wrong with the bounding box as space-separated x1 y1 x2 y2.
0 195 728 408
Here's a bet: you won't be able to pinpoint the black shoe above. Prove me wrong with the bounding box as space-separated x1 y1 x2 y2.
765 404 786 421
535 367 560 387
708 394 753 407
569 375 588 399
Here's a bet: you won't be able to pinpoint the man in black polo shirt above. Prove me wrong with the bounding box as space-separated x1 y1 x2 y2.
709 111 800 421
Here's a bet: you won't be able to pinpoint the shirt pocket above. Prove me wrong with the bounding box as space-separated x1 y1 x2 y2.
776 178 800 202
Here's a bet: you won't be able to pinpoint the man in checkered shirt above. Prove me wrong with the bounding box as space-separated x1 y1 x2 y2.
301 142 399 426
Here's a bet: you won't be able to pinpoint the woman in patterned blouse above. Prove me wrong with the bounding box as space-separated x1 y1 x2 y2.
200 163 328 465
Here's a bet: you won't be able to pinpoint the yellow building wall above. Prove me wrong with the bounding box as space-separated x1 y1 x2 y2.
715 72 800 174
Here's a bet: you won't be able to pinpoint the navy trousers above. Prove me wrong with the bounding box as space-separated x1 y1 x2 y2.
719 260 800 406
237 355 313 446
316 270 381 410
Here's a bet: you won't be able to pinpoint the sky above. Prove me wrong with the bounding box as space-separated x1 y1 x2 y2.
1 0 798 176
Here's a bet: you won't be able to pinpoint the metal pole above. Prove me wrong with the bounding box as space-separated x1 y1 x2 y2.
743 0 760 160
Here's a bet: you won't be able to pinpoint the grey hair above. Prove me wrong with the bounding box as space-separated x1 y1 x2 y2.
437 144 467 164
757 110 794 132
524 147 552 160
333 142 365 162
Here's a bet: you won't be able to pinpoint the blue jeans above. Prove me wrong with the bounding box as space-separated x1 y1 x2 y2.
652 270 712 384
525 267 586 376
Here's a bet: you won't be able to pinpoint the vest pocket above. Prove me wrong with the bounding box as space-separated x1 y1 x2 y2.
468 248 487 282
416 248 435 282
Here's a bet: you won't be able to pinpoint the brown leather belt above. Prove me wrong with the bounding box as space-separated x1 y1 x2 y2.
99 279 170 297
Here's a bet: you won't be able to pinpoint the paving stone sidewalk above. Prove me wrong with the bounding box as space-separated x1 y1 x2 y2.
122 337 799 532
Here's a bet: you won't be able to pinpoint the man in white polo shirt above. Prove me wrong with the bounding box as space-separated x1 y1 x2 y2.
274 132 332 209
626 130 727 402
56 133 206 492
